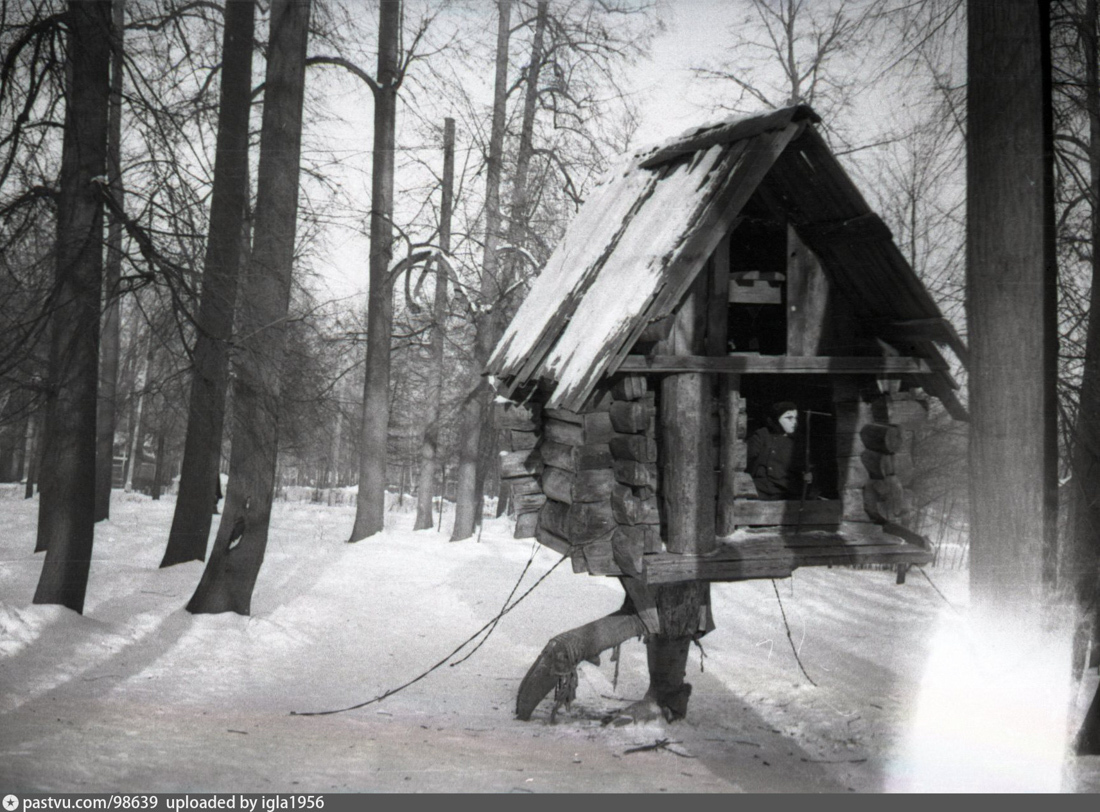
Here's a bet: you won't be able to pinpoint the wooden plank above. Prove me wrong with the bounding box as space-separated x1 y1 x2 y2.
660 269 716 556
637 104 817 168
643 546 933 584
731 499 842 527
796 212 893 246
581 123 807 412
500 448 542 479
786 223 830 356
717 374 743 535
619 354 938 375
539 440 613 472
729 280 783 305
641 531 933 584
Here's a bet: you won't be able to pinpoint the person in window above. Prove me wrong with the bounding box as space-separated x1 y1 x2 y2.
745 401 802 500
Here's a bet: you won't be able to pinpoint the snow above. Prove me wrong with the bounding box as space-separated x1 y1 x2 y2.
1 484 1097 793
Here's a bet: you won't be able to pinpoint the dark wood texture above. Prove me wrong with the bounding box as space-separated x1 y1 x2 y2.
967 0 1056 609
641 528 933 584
732 499 842 527
786 224 831 355
620 354 938 375
539 440 612 472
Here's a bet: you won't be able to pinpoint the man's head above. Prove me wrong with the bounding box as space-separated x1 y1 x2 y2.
771 401 798 435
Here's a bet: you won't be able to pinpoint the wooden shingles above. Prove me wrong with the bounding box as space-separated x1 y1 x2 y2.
488 104 968 413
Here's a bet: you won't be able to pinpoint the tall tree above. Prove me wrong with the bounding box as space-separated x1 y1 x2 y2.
451 0 511 542
966 0 1057 614
32 0 112 613
348 0 402 542
94 0 125 522
413 116 455 531
161 0 256 567
1060 0 1100 755
187 0 311 614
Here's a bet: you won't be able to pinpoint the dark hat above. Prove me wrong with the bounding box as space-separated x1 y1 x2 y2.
770 400 798 418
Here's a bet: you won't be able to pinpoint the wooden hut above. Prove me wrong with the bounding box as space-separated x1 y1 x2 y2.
486 105 968 721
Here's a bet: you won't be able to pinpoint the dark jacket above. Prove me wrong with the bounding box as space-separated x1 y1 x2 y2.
746 425 798 500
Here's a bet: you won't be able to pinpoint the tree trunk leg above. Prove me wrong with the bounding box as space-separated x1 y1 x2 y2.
638 581 713 721
516 610 646 721
644 636 693 720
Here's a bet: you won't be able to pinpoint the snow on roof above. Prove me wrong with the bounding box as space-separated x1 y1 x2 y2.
487 105 965 413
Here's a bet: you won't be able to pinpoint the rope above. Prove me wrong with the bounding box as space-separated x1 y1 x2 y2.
290 552 567 717
771 579 818 687
914 565 962 615
448 541 538 667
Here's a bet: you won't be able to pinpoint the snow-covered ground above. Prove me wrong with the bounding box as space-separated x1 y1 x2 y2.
1 484 1097 793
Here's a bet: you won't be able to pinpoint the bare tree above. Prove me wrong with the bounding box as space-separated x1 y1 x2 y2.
413 116 454 531
32 0 112 613
451 0 511 542
94 0 126 522
188 0 311 615
348 0 403 542
693 0 888 147
161 0 256 567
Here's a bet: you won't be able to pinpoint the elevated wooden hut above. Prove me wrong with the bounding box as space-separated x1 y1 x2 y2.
486 105 967 721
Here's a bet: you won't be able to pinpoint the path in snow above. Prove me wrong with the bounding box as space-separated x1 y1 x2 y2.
1 486 1096 792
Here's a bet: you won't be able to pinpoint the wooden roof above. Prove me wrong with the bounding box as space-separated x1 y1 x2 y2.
487 105 967 413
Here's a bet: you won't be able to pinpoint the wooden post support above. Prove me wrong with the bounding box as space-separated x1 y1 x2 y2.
647 258 718 719
786 223 831 356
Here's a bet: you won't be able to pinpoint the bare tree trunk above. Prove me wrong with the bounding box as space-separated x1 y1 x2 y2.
451 0 511 542
162 0 256 566
32 0 111 613
124 331 153 492
966 0 1056 617
95 0 125 522
22 412 38 499
349 0 401 542
413 118 455 531
187 0 311 615
489 0 546 525
1072 0 1100 755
